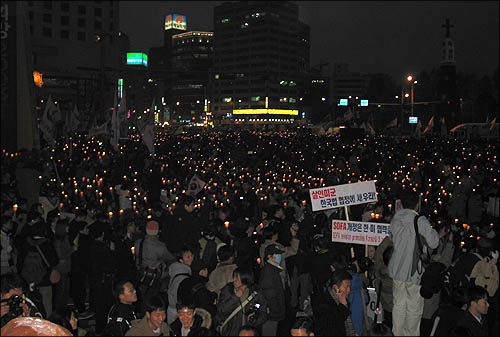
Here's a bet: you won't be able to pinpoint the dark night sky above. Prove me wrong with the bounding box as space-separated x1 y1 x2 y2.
120 1 499 80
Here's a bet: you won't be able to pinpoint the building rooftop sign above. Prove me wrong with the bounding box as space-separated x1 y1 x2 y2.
126 53 148 67
165 14 187 31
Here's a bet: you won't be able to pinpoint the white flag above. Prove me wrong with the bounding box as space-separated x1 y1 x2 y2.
415 120 423 137
110 92 120 150
40 94 55 144
344 107 354 121
139 99 155 155
187 174 206 197
366 122 376 135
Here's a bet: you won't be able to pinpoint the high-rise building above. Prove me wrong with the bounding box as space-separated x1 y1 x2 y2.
212 1 310 124
171 31 214 124
25 1 127 116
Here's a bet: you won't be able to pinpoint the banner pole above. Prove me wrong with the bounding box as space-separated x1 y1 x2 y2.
344 205 350 221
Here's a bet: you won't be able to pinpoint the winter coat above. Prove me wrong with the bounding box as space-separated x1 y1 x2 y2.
104 302 137 336
167 262 192 312
53 235 73 275
206 261 238 296
259 261 286 321
432 304 467 336
167 207 200 254
134 235 175 279
388 209 439 284
124 316 170 336
216 283 268 336
456 310 489 336
312 287 351 336
89 239 117 285
422 237 455 319
170 307 213 336
259 238 299 284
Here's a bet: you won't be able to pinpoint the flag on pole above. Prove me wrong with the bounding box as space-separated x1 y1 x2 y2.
40 94 55 144
423 116 434 134
344 107 354 121
414 120 423 137
110 92 120 150
366 122 376 135
490 117 497 130
440 116 447 135
385 117 398 129
187 174 206 197
139 99 155 155
88 121 109 137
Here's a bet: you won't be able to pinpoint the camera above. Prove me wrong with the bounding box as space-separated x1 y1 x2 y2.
245 303 261 323
1 295 25 317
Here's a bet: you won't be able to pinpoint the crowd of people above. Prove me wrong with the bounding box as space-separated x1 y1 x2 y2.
1 127 499 336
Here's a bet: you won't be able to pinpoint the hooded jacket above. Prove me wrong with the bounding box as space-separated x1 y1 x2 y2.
169 307 213 336
206 261 238 296
134 235 175 279
388 209 439 283
167 262 192 312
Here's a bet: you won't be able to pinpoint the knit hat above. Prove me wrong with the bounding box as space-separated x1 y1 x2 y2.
146 220 159 236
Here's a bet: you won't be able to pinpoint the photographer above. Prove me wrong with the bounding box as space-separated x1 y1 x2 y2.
216 268 268 336
420 221 455 336
1 272 42 328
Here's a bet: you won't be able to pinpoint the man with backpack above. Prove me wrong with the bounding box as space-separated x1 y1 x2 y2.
388 191 439 336
134 220 175 308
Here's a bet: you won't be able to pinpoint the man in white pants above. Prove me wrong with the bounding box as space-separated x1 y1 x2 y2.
388 191 439 336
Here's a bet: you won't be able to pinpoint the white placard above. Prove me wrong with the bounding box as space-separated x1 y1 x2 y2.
309 180 378 212
331 220 390 245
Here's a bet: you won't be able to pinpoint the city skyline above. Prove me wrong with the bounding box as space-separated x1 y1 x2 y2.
120 1 499 80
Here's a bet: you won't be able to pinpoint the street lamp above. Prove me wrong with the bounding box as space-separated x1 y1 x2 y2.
407 75 417 116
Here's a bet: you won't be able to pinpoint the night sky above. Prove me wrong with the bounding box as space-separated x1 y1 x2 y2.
120 1 499 80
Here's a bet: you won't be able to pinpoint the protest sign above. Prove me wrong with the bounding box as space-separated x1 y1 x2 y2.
331 220 390 246
309 180 377 212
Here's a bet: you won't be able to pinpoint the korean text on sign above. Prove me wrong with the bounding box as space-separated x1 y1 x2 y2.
309 180 378 212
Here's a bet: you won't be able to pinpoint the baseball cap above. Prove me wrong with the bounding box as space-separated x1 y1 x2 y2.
146 220 159 236
264 243 284 258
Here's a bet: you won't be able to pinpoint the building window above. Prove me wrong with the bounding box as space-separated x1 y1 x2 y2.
43 1 52 10
61 30 69 39
43 13 52 23
61 16 69 25
94 20 102 30
109 10 114 18
28 1 34 6
61 2 69 12
78 18 86 28
77 31 86 41
94 7 102 17
109 23 114 31
78 6 86 15
28 11 34 20
30 26 34 35
42 27 52 37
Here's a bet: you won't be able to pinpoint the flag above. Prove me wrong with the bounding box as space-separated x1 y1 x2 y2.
423 116 434 134
414 120 423 137
187 174 206 197
40 94 55 144
385 117 398 129
64 104 79 135
344 107 354 121
139 99 155 155
440 116 447 135
88 121 109 137
490 117 497 130
110 92 120 150
366 122 376 136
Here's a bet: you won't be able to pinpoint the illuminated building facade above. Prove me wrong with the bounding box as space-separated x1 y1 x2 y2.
212 1 310 124
171 31 214 123
25 0 128 116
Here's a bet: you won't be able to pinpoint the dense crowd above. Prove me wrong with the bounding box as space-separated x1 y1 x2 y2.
1 127 499 336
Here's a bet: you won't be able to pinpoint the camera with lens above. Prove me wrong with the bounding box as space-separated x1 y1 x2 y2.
1 294 25 318
245 303 262 324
